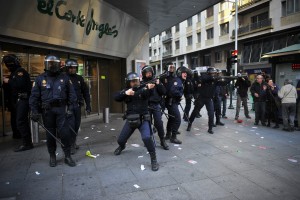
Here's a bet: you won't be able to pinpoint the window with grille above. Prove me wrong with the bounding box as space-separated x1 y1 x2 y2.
220 22 229 36
282 0 300 16
207 28 214 39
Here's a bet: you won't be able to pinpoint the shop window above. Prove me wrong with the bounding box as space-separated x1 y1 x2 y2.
242 43 251 64
250 40 262 63
260 38 273 62
215 51 222 63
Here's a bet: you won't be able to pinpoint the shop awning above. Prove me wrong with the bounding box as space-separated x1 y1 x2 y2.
261 44 300 58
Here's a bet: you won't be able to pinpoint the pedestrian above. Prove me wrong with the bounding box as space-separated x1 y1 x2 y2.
29 55 78 167
2 54 33 151
250 75 267 126
65 59 91 154
141 65 169 150
278 79 297 132
161 63 183 144
265 79 280 128
187 67 218 134
235 73 251 120
113 72 159 171
180 67 194 122
297 80 300 131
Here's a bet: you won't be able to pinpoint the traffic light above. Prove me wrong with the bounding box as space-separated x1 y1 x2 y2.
231 50 238 64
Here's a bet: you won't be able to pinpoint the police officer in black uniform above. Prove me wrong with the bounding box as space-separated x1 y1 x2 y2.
114 72 159 171
187 67 219 134
213 69 226 126
141 65 169 150
65 59 91 154
2 54 33 151
161 63 183 144
192 70 202 118
179 67 194 122
29 55 78 167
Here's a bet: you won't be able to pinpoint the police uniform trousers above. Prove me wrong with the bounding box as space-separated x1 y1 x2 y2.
184 97 192 119
149 103 165 139
10 102 21 138
165 103 181 134
214 96 222 123
189 97 214 129
117 120 155 153
68 106 82 144
42 106 71 154
16 98 32 145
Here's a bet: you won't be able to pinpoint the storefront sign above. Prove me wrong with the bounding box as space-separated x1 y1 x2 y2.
37 0 118 39
292 63 300 70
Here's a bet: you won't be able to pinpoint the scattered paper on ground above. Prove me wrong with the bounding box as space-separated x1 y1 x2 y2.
133 184 140 188
178 147 182 150
239 140 242 143
84 137 89 139
224 146 229 148
288 158 298 163
235 131 239 133
56 153 59 156
131 144 140 147
256 133 260 135
97 131 101 133
110 128 115 131
258 146 267 150
172 156 177 158
252 127 258 129
6 182 10 185
138 156 143 158
174 144 179 147
194 128 200 131
260 137 264 139
188 160 197 164
141 165 145 171
35 171 40 175
251 144 256 147
195 133 201 136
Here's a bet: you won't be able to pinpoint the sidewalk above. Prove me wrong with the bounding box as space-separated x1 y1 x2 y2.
0 101 300 200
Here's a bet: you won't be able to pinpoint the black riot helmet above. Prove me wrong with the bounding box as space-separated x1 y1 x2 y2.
125 72 140 88
176 66 192 78
2 54 21 72
141 65 155 80
65 59 78 75
164 62 176 72
206 67 217 76
44 55 61 74
193 70 199 79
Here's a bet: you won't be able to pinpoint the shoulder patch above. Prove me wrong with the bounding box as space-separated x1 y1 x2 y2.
174 82 178 86
17 72 23 76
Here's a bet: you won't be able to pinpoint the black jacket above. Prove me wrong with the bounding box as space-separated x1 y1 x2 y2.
68 74 91 109
235 78 251 98
250 81 267 102
114 87 151 115
141 78 166 104
182 78 194 99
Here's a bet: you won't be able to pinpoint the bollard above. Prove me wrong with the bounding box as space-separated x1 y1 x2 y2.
103 107 109 123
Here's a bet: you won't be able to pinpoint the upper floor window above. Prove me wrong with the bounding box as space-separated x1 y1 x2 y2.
251 12 268 24
220 1 230 11
220 22 229 36
187 36 193 46
175 41 180 49
175 24 180 32
215 51 222 63
197 32 201 43
197 13 201 22
207 28 214 40
282 0 300 16
187 17 193 27
207 7 214 18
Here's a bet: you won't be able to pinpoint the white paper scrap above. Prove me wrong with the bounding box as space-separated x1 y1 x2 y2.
239 140 242 143
252 127 258 129
110 128 115 131
138 156 143 158
224 146 229 148
288 158 298 163
194 128 200 131
172 156 177 158
133 184 140 188
260 137 264 139
251 144 256 147
141 165 145 171
178 148 182 150
97 131 101 133
84 137 89 139
5 182 10 185
188 160 197 164
131 144 140 147
174 144 180 147
195 133 201 136
35 171 40 175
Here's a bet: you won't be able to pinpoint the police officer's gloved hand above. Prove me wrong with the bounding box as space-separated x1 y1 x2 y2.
31 113 40 122
86 106 91 115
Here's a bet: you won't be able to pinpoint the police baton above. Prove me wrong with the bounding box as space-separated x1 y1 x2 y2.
148 106 175 118
179 103 191 124
32 119 65 147
68 124 78 136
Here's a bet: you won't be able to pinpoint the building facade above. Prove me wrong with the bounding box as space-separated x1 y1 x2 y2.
150 0 300 84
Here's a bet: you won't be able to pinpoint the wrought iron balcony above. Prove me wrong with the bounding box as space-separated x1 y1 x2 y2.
162 50 172 57
232 18 272 37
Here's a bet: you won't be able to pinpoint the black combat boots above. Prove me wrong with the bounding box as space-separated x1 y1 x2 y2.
165 132 171 140
160 138 169 150
170 133 182 144
149 152 159 171
187 123 192 131
64 153 76 167
114 145 125 155
49 153 56 167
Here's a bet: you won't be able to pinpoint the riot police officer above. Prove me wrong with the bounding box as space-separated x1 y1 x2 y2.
2 54 33 151
114 72 159 171
65 59 91 154
29 55 78 167
192 70 202 118
187 67 219 134
161 63 183 144
178 67 194 122
141 65 169 150
213 69 226 126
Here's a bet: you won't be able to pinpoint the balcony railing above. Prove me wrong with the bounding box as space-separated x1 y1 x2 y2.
162 50 172 57
231 0 263 11
162 33 172 43
232 18 272 37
